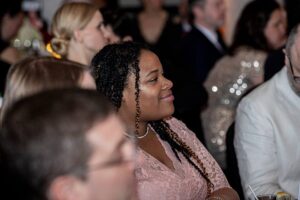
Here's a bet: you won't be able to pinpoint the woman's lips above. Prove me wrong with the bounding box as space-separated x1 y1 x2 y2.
160 93 175 101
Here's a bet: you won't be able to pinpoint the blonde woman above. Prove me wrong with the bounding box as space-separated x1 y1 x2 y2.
50 2 109 65
0 56 96 125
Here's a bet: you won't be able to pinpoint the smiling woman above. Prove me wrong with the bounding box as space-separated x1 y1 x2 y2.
91 42 239 200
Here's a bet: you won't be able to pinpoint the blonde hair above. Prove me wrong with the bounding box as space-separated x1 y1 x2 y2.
50 2 98 58
0 56 88 125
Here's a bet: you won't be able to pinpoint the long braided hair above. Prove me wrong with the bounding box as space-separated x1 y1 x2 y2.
92 42 214 194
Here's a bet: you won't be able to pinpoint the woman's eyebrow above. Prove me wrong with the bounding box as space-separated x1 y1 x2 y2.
145 69 159 77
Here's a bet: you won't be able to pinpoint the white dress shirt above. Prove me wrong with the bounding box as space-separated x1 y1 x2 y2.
234 67 300 200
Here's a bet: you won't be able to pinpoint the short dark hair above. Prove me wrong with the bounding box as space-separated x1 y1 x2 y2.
0 88 113 200
188 0 206 7
0 0 22 19
230 0 281 54
101 8 134 39
0 0 23 38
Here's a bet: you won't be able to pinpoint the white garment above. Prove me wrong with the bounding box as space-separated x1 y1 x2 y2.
234 67 300 200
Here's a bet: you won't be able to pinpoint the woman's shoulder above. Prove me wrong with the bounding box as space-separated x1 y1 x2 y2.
233 47 267 61
165 117 189 132
165 117 199 143
209 47 267 78
217 47 266 64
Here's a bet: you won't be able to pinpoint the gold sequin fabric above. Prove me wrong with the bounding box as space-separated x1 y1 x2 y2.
201 47 267 168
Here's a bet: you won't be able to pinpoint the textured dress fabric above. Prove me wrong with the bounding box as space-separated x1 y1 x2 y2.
135 117 229 200
201 47 267 168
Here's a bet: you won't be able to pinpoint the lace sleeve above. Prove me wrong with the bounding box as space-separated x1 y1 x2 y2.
167 117 230 191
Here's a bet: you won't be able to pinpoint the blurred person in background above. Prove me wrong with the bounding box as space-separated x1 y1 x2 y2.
172 0 226 145
14 0 51 56
0 0 24 97
0 56 95 125
0 0 24 64
101 8 134 43
50 2 110 65
202 0 287 169
131 0 181 79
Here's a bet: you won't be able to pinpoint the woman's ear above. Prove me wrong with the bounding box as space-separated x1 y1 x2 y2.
122 87 129 103
73 29 83 43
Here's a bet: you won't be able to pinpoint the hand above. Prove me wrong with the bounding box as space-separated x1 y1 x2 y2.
276 192 292 200
206 187 240 200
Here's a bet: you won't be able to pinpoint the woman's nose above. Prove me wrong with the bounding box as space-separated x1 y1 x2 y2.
162 76 173 90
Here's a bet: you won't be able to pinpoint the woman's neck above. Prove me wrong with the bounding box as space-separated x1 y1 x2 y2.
67 42 91 66
118 110 149 138
143 7 165 16
68 54 89 66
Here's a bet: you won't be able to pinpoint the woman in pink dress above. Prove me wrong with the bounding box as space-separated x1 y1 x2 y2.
92 42 239 200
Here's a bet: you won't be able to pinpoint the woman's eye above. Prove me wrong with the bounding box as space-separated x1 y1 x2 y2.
149 77 158 82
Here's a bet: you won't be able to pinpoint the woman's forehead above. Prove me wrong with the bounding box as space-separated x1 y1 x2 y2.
138 50 162 72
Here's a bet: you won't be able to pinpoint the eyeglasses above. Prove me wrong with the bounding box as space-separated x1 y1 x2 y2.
88 137 137 172
287 57 300 84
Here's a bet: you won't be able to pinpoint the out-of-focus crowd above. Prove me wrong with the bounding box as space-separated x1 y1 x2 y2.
0 0 299 200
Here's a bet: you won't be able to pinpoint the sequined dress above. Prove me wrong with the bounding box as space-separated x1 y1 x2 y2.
135 117 229 200
201 47 267 168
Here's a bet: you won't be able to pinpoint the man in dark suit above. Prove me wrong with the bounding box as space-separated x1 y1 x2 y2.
182 0 226 84
172 0 226 145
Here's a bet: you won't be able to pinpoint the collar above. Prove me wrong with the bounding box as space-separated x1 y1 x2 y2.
194 24 218 45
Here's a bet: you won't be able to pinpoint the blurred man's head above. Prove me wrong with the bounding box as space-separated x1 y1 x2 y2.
285 23 300 96
189 0 225 31
0 89 136 200
0 0 24 41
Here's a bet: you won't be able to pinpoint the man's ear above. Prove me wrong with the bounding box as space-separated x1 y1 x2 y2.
283 49 289 67
48 176 86 200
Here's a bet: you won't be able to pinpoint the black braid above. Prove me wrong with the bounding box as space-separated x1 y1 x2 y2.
149 121 181 161
150 120 214 194
92 42 214 195
133 59 141 136
91 42 140 109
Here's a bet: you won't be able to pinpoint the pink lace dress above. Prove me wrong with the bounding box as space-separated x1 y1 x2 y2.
135 118 229 200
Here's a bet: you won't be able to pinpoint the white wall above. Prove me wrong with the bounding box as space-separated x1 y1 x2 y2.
38 0 64 28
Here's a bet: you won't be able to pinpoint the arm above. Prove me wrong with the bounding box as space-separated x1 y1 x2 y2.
207 187 240 200
0 46 22 64
168 118 239 200
180 119 240 200
234 98 282 199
